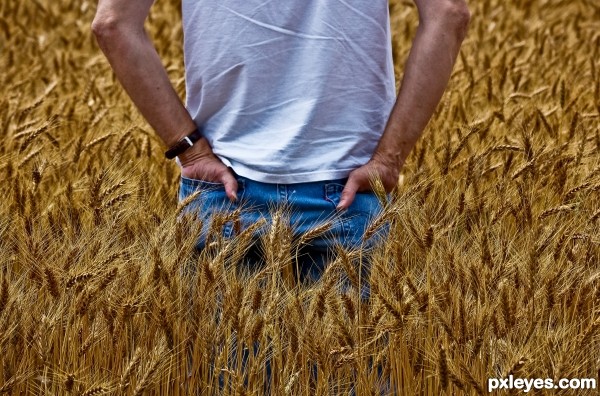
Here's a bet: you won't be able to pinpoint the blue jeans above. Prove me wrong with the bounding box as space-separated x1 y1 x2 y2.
179 171 388 393
179 171 384 284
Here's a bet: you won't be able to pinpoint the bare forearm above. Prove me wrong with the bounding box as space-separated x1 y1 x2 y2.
93 21 195 147
92 0 238 197
374 2 470 169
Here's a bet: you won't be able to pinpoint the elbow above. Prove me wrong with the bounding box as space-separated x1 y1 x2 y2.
441 0 471 41
91 16 115 43
420 0 471 41
91 15 133 49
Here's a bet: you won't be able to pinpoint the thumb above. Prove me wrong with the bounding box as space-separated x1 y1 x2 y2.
221 170 239 202
337 176 359 210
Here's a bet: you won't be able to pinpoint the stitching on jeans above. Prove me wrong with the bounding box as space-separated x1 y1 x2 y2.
324 183 348 238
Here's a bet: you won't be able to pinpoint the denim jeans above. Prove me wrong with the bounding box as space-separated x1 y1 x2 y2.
178 171 384 283
179 171 388 393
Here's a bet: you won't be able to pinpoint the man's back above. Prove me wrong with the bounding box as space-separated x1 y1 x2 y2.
182 1 396 183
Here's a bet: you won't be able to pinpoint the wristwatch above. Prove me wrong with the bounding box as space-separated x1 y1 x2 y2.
164 127 203 159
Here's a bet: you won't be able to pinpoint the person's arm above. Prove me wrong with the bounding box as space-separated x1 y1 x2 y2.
92 0 238 200
337 0 470 209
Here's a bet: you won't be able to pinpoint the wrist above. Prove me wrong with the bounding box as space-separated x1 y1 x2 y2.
164 127 203 160
177 137 213 167
371 149 403 172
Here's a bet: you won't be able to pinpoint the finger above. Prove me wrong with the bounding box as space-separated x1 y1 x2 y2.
221 171 239 202
337 175 360 210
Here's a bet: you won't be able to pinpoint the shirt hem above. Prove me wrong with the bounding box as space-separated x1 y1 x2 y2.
221 160 356 184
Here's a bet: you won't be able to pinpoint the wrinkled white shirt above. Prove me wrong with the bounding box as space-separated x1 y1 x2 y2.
182 1 396 183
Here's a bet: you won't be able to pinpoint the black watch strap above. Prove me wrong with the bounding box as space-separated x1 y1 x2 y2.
165 127 203 159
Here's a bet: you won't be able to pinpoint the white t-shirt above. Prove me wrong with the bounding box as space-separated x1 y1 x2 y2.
181 1 396 183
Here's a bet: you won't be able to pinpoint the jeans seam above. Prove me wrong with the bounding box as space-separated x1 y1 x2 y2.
324 183 349 239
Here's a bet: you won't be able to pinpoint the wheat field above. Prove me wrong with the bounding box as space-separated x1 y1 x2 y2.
1 0 599 394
